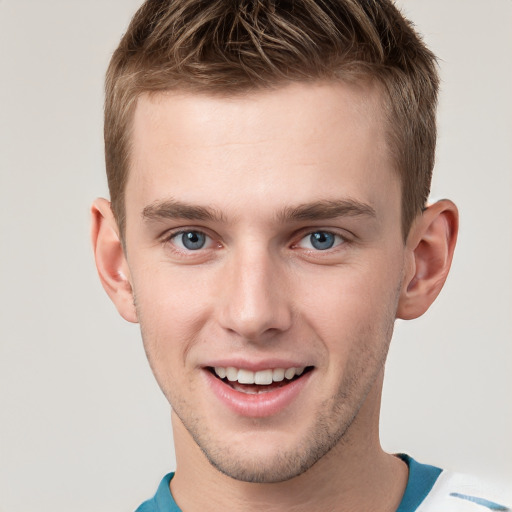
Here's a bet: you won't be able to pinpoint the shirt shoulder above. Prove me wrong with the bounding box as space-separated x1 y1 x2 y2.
418 470 511 512
134 473 181 512
134 463 510 512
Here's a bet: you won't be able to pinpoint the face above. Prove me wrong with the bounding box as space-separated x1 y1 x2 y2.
123 82 406 483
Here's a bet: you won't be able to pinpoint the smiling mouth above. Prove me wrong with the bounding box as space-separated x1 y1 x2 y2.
208 366 314 394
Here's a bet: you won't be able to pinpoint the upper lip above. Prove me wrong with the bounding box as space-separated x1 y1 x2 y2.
202 358 313 372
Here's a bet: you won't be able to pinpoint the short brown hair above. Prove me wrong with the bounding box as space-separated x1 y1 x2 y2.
105 0 439 240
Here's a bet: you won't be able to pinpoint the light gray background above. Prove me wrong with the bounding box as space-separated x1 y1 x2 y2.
0 1 511 510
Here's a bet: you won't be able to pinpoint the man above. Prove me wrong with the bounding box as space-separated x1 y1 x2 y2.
91 1 510 510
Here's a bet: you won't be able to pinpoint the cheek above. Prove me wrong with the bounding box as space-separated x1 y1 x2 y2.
131 266 215 367
297 257 403 345
133 261 214 318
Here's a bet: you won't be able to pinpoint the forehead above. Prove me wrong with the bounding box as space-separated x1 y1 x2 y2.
126 81 398 224
131 80 387 154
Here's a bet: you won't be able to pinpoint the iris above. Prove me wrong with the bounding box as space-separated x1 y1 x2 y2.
181 231 206 250
310 232 335 250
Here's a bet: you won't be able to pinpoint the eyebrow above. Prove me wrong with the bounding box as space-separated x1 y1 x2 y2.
276 199 376 223
142 199 225 222
141 198 376 224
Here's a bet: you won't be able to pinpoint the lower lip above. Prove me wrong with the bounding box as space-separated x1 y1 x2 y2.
204 369 312 418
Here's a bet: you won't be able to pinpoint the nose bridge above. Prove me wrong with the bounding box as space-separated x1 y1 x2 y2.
218 241 292 339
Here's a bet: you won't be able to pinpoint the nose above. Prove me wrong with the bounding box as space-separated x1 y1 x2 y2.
217 245 293 341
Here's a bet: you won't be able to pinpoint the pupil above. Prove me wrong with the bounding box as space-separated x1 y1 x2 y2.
311 232 334 250
182 231 205 250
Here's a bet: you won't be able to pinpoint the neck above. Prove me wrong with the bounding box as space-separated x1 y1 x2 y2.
170 379 408 512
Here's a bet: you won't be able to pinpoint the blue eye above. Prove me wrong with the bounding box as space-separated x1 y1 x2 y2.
173 231 208 250
310 232 335 250
297 231 343 251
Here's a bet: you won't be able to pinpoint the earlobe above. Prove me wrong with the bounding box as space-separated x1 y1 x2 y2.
91 198 138 323
396 200 459 320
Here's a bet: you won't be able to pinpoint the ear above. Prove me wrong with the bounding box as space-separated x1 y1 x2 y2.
396 199 459 320
90 198 138 323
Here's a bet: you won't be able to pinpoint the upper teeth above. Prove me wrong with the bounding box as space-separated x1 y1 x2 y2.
214 367 305 385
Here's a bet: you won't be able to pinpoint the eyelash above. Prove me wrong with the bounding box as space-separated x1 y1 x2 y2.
161 228 350 257
294 230 346 251
161 229 219 255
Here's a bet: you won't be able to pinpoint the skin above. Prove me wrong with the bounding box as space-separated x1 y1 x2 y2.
92 81 458 511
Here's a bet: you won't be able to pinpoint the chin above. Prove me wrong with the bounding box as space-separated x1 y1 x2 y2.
203 447 321 483
188 416 351 484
